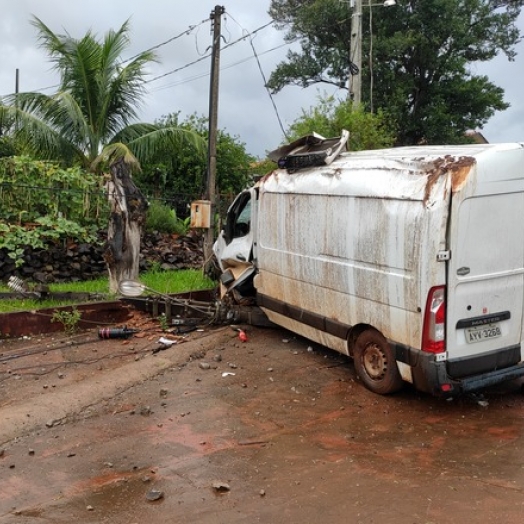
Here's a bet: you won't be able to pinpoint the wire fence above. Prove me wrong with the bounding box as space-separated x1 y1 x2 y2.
0 182 237 227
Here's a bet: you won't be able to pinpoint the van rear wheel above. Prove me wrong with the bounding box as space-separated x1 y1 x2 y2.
353 330 403 395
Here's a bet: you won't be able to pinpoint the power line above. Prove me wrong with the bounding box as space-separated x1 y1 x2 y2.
222 13 288 139
2 17 211 97
146 21 275 85
250 39 288 139
4 19 277 98
125 18 209 62
149 42 288 92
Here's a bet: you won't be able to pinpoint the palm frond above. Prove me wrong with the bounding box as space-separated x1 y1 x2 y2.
123 126 206 165
0 101 85 164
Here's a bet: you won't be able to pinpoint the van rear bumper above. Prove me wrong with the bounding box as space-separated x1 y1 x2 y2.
456 362 524 393
400 345 524 396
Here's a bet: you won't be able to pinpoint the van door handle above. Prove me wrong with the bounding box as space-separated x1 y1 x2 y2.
236 254 246 261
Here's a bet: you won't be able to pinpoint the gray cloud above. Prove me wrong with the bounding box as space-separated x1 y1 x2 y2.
1 1 522 158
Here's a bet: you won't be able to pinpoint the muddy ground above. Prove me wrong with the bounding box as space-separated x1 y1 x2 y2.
1 311 524 524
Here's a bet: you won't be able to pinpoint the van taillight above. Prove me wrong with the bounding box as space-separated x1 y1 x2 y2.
422 286 446 354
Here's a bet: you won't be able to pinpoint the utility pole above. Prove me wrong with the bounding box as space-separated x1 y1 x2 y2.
349 0 362 104
203 5 225 270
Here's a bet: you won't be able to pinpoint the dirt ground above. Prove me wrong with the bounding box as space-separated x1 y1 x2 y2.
1 310 524 524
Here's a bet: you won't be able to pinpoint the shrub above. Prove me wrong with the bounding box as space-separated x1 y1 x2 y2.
145 200 188 235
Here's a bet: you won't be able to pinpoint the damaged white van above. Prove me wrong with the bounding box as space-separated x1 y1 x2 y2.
213 136 524 397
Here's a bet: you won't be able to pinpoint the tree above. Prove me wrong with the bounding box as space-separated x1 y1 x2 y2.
0 18 204 291
286 94 396 150
268 0 523 145
138 112 255 217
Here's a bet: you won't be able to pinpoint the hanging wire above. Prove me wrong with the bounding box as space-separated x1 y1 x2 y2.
249 36 289 140
125 18 209 62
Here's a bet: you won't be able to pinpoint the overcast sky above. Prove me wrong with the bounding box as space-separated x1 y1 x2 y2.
1 1 523 158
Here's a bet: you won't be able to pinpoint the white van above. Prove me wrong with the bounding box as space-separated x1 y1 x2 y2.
213 140 524 397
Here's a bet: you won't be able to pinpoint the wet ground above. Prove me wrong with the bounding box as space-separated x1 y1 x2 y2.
1 316 524 523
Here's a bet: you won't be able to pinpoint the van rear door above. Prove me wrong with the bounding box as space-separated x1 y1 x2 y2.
446 174 524 377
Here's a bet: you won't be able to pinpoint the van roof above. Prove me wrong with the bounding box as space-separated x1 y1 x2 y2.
343 142 524 162
264 142 524 203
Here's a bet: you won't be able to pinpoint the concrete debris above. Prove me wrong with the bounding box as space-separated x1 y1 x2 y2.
158 337 178 347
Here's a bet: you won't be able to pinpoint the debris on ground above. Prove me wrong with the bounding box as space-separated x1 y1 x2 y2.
212 481 231 493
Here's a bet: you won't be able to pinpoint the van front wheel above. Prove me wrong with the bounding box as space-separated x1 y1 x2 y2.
353 330 403 395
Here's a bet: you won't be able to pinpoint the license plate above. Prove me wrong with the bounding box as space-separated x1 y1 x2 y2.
465 324 501 344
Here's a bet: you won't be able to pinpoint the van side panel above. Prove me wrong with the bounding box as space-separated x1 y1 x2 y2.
255 173 449 354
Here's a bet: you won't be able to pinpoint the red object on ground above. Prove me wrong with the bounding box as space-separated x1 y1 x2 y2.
238 330 248 342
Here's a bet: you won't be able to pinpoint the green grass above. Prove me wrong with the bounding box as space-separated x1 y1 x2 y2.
0 269 216 313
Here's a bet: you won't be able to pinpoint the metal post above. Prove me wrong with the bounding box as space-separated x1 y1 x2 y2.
203 5 225 271
349 0 362 104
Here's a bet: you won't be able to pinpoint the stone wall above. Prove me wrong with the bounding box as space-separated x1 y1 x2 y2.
0 231 204 284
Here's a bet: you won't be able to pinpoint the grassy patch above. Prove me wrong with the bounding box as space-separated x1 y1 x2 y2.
0 269 215 313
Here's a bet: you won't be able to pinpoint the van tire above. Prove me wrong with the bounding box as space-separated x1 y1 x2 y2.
353 330 403 395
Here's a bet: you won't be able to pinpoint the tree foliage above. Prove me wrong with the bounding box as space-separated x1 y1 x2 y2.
0 156 107 225
268 0 523 144
137 113 255 216
0 156 105 265
287 95 396 150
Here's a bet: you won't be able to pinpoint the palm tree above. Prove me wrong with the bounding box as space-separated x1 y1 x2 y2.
0 17 204 291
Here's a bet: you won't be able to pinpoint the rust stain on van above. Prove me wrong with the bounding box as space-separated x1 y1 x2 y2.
424 155 475 203
449 157 475 192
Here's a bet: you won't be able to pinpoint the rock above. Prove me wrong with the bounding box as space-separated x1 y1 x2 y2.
199 362 211 370
146 489 164 501
212 481 230 493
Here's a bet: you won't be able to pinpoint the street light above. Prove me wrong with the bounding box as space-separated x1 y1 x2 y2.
348 0 396 104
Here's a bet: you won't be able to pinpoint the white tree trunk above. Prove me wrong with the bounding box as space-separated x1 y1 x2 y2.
103 159 148 293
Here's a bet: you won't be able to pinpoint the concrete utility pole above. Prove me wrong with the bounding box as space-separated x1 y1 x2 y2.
349 0 362 104
203 5 225 269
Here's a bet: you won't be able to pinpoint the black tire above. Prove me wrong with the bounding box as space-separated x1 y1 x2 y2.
353 329 403 395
